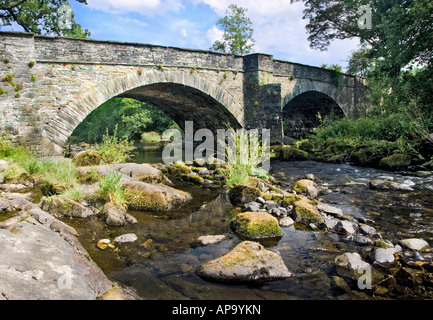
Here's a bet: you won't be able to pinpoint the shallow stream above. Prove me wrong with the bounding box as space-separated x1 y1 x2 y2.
65 153 433 300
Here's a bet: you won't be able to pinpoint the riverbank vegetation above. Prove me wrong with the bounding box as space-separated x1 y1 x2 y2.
71 97 180 144
291 0 433 170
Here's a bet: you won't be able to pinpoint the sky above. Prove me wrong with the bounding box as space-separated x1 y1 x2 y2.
11 0 362 69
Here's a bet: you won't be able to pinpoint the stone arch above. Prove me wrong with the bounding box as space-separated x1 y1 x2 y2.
282 87 345 139
43 69 242 152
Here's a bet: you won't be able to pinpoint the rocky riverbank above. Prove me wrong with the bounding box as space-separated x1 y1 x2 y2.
0 192 138 300
1 152 433 300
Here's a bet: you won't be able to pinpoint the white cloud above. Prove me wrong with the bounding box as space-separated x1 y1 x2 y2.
196 0 359 67
86 0 184 16
206 25 224 43
116 16 148 27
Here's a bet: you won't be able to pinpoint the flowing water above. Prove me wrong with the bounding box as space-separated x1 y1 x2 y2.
66 146 433 300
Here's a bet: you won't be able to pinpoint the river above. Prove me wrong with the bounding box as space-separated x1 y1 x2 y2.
67 144 433 300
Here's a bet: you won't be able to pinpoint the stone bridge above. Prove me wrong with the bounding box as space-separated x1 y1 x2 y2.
0 31 369 155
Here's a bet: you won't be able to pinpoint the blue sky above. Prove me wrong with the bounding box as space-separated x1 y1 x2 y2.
11 0 362 69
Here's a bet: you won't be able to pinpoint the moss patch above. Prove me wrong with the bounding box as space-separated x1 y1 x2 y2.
280 146 309 160
229 184 261 205
167 164 192 175
379 153 412 168
230 212 284 239
293 199 324 225
124 186 168 211
180 173 204 185
72 150 102 167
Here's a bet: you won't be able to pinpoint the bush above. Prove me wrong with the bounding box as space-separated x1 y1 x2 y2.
94 126 135 164
72 150 102 166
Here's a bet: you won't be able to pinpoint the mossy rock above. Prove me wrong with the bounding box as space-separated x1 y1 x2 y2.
40 195 94 218
230 212 284 239
180 173 204 185
261 193 284 202
292 179 317 194
281 194 303 207
167 164 192 175
72 150 102 167
196 241 292 283
298 140 315 152
229 184 261 205
270 145 283 158
123 180 192 211
292 199 324 225
349 147 376 165
379 153 412 169
40 181 68 196
280 146 309 161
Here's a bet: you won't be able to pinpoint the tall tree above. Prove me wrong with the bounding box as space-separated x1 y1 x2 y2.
301 0 433 75
210 4 255 55
0 0 90 38
346 47 375 77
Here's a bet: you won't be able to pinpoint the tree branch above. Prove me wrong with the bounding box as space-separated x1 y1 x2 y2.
0 0 29 11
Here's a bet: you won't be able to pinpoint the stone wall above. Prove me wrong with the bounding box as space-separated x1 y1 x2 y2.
0 32 369 155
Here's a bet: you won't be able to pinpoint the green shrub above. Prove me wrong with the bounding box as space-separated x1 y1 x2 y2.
61 185 85 201
94 126 135 164
98 171 127 209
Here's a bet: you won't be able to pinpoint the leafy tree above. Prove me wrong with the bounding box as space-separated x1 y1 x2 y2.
72 98 180 143
210 4 255 55
302 0 433 155
302 0 433 74
346 47 375 77
0 0 90 38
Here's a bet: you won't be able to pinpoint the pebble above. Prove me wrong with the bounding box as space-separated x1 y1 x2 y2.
197 235 226 246
279 216 294 227
399 238 430 251
114 233 138 243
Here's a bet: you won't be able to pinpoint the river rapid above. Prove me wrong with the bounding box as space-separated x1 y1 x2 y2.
65 145 433 300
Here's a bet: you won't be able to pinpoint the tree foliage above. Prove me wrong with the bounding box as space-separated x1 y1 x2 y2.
302 0 433 157
72 98 180 143
346 47 375 77
302 0 433 74
210 4 255 55
0 0 90 38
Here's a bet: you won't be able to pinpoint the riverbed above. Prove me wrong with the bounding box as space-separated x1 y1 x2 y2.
64 151 433 300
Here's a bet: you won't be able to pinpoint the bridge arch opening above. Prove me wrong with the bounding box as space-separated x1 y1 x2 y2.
45 70 242 155
282 90 344 139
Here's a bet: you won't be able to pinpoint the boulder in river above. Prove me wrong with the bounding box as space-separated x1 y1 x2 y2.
230 211 284 239
228 184 262 205
196 235 227 246
123 180 192 211
292 199 325 225
196 241 293 283
399 238 430 252
100 202 138 227
369 179 413 191
292 179 318 199
379 153 412 169
40 196 96 218
113 163 172 184
335 252 372 281
0 194 122 300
